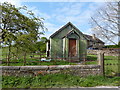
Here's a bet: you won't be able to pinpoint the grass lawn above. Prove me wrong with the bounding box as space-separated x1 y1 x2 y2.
1 47 77 66
2 59 76 66
2 73 120 88
85 55 118 65
86 55 119 76
1 47 119 76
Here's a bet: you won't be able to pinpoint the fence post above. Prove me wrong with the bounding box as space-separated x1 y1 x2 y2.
39 53 41 59
98 52 105 76
6 54 9 66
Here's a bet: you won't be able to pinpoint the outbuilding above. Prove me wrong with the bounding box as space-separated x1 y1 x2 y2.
46 22 88 62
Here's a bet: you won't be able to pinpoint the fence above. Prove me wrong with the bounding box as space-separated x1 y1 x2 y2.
95 52 119 77
87 49 119 77
2 50 119 77
104 54 119 77
2 53 88 66
87 49 119 56
2 53 47 66
1 52 106 77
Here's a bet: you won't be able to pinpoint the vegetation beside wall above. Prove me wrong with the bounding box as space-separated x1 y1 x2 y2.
2 73 120 88
2 60 76 66
86 55 118 76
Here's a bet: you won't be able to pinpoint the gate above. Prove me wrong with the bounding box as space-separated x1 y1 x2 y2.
87 50 119 77
104 54 119 77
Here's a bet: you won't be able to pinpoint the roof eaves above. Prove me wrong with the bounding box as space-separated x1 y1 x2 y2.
50 22 71 38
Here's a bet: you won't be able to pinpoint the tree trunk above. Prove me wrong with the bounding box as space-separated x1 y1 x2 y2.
39 51 41 59
7 43 11 66
16 46 19 60
24 51 27 66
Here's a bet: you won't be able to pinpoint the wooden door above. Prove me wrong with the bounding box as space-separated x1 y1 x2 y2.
69 39 76 57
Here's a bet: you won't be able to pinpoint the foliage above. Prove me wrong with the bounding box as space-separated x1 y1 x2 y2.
35 37 48 53
2 59 76 66
15 34 37 52
1 2 43 44
104 45 120 48
104 41 120 48
2 74 120 88
1 2 46 62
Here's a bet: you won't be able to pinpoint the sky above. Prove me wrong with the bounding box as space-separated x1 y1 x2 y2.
1 0 117 45
20 2 104 37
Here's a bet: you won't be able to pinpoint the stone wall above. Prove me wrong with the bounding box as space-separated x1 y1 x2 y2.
87 49 119 56
1 65 101 77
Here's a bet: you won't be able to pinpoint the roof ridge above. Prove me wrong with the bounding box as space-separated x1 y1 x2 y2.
50 22 87 39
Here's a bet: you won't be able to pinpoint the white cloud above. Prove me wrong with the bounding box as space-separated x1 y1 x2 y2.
39 2 105 39
25 6 51 20
54 2 104 25
84 28 93 35
42 22 59 38
43 2 104 39
21 6 56 38
45 22 59 32
0 0 22 7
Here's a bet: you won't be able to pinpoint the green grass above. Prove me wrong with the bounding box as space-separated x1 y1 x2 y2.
1 47 46 60
2 73 120 88
86 55 118 65
85 55 98 65
2 59 76 66
1 47 119 76
86 55 119 76
2 47 76 66
1 47 75 66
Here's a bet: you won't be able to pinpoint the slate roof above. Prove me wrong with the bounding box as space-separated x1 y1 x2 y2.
84 34 104 44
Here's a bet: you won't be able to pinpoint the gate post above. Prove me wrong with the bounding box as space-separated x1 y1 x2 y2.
98 51 105 76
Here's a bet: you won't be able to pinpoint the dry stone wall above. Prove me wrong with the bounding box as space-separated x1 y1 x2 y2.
87 49 119 56
2 65 101 77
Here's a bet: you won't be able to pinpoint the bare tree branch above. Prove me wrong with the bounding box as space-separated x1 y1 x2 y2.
90 2 119 45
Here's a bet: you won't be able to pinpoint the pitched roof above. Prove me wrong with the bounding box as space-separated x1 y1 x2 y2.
50 22 86 39
84 34 104 44
49 22 104 44
62 29 80 38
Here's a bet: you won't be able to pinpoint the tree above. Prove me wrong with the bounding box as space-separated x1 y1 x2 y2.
1 2 25 63
1 2 46 64
15 34 38 65
90 2 120 45
35 37 48 53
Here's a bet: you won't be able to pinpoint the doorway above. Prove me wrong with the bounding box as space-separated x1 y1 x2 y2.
69 39 77 57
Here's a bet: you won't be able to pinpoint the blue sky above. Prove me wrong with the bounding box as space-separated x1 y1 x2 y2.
20 2 104 38
1 0 109 43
